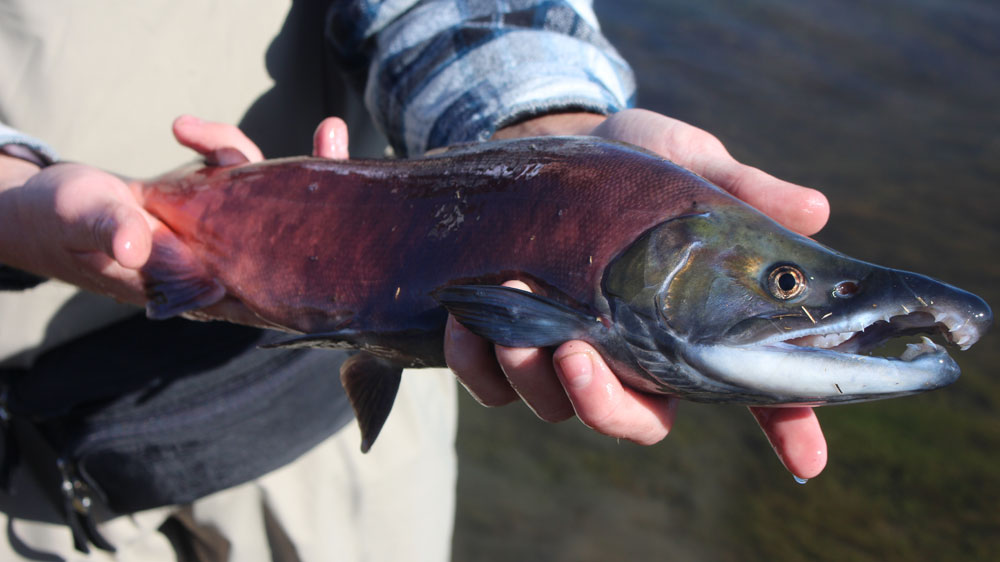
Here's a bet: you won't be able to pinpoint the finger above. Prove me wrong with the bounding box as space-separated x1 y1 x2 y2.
313 117 350 159
494 281 574 422
553 341 677 445
750 406 828 480
700 161 830 236
595 109 830 236
444 315 519 407
172 115 264 163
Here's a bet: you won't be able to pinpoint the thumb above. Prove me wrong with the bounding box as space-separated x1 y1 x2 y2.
85 200 153 270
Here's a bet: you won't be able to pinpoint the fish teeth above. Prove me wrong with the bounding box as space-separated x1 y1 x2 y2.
953 330 974 350
900 336 941 362
785 331 855 349
924 305 979 349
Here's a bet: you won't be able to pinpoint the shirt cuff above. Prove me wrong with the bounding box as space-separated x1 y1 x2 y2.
0 123 59 166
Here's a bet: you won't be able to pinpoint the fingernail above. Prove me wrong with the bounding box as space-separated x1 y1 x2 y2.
556 352 593 389
176 114 202 127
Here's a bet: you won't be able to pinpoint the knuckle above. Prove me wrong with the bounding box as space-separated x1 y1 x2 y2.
575 401 619 434
627 425 669 446
474 388 519 408
533 406 574 423
455 374 518 408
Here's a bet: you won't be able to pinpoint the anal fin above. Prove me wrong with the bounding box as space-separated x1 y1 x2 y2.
340 353 403 453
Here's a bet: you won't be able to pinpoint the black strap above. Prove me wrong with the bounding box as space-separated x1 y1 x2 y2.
58 458 115 553
0 265 47 291
0 387 17 491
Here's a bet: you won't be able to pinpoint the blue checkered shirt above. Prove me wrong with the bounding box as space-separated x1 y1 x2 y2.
328 0 636 156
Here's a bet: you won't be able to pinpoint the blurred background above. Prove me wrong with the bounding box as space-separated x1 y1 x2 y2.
452 1 999 560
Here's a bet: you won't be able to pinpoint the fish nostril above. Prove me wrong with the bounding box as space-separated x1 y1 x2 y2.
833 281 859 298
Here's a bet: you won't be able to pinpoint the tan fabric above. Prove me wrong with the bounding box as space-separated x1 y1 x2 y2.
1 372 458 562
0 0 387 364
1 0 299 364
0 0 458 559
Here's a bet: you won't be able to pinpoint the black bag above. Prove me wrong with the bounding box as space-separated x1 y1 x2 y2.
0 313 352 553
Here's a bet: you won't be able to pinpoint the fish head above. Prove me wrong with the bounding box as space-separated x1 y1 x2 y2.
603 203 993 404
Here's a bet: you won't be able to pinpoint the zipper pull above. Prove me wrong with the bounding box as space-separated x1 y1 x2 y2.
57 458 116 553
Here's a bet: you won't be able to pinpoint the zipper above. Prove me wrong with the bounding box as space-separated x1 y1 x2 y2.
57 457 116 553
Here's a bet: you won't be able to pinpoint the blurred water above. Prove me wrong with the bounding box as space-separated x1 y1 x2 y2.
453 1 999 560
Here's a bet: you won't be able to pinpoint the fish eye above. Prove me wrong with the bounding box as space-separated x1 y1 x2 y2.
767 264 807 300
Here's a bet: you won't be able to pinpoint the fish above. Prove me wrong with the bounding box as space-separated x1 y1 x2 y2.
139 136 993 451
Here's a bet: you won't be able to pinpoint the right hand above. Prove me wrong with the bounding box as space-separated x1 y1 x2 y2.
0 115 348 309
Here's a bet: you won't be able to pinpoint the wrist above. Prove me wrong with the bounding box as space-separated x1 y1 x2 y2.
492 112 608 140
0 155 46 287
0 152 43 192
0 143 52 167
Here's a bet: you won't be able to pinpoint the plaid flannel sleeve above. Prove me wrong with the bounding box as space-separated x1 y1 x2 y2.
328 0 636 157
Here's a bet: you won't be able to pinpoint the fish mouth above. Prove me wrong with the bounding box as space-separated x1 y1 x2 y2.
680 301 990 405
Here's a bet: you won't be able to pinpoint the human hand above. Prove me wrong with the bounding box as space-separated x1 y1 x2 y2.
0 115 349 311
448 109 830 479
0 154 156 304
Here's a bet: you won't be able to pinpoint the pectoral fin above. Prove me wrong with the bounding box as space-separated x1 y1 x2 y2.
143 229 225 319
340 353 403 453
433 285 604 347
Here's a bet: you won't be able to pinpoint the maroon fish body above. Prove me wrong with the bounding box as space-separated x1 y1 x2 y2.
140 136 743 450
142 137 736 363
140 135 994 451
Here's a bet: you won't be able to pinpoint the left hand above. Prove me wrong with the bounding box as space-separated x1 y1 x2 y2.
447 109 830 479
